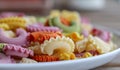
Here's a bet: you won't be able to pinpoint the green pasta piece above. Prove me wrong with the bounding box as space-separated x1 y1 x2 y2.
0 43 5 52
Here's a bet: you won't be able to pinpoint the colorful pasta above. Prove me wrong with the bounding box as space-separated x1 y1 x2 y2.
65 32 84 42
0 23 10 30
28 31 62 44
0 17 26 30
2 44 33 57
40 36 75 55
57 52 76 60
20 58 37 63
0 11 116 64
0 28 28 46
26 23 61 32
31 55 59 62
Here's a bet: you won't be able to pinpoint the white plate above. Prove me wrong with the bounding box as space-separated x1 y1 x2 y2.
0 25 120 70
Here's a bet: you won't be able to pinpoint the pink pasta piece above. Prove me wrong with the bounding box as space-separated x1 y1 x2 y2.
27 23 44 28
2 44 33 57
82 29 89 37
0 12 25 18
27 24 62 32
0 53 15 63
0 28 28 47
91 28 111 42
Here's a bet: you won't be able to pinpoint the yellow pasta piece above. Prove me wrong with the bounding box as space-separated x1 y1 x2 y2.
66 32 84 42
0 23 10 30
57 52 75 60
0 17 26 30
82 52 93 58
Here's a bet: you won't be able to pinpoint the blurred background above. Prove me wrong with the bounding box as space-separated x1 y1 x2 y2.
0 0 120 30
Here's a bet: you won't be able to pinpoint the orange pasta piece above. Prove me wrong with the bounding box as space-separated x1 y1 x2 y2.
31 55 59 62
60 17 70 26
28 31 62 44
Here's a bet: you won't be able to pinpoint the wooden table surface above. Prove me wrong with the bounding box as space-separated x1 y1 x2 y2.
79 0 120 70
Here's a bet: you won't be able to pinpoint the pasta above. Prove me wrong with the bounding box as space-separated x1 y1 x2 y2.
0 23 10 30
65 32 84 42
57 52 76 60
0 11 116 63
40 36 75 55
48 17 80 33
28 31 62 44
0 17 26 30
2 44 33 57
0 28 28 46
31 55 59 62
27 24 61 32
20 58 37 63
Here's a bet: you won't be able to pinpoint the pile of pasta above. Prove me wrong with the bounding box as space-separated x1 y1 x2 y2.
0 10 116 63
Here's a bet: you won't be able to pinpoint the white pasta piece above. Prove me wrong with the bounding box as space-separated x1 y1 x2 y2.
20 58 37 63
75 38 88 53
40 36 75 55
91 36 112 53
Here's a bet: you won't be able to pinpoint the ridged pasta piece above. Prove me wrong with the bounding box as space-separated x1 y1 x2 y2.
48 17 81 33
86 35 112 54
56 52 76 60
20 58 37 63
0 23 10 30
0 28 28 46
75 38 88 53
27 24 61 32
40 36 75 55
0 17 26 30
2 44 33 57
31 55 59 62
28 31 62 44
75 35 102 53
65 32 84 42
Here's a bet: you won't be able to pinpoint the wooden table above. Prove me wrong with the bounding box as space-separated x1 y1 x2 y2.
79 0 120 70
